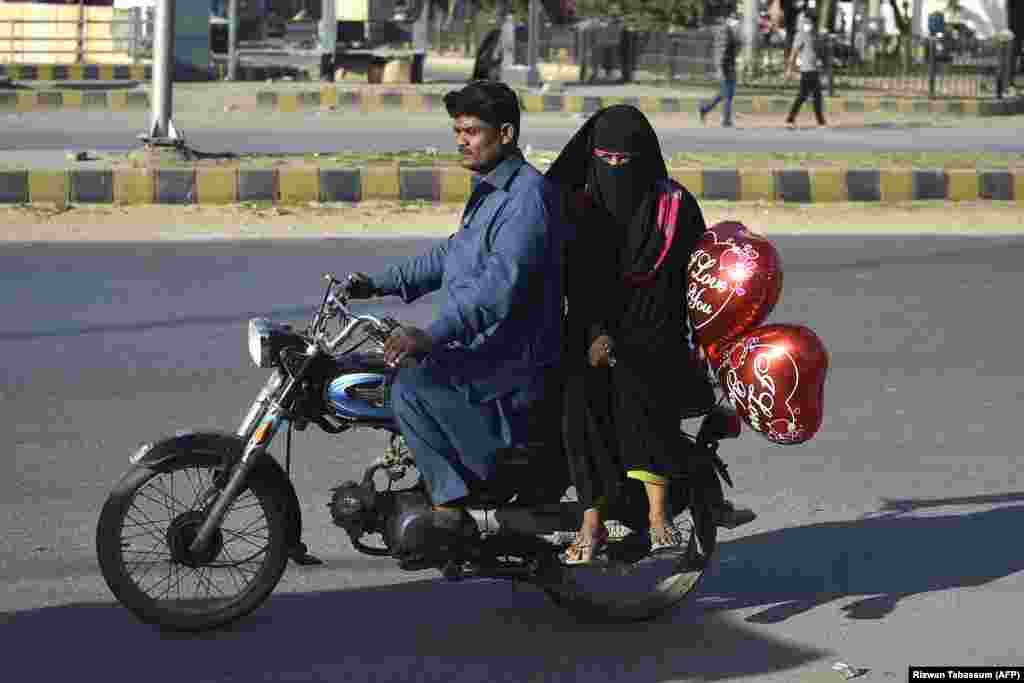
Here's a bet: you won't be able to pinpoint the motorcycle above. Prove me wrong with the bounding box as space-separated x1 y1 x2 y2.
96 274 744 632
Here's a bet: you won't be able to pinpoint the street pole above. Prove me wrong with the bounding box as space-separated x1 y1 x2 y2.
743 0 759 79
526 0 540 87
227 0 239 81
140 0 184 146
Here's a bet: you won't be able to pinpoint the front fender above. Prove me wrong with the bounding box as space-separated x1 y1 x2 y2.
129 430 303 553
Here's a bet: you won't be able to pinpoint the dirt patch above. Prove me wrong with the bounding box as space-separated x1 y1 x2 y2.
2 201 1022 243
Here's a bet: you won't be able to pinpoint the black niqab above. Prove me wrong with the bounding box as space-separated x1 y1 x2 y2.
546 105 671 279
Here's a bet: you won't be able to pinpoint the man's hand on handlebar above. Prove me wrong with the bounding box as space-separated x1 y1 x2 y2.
344 272 377 299
384 326 435 367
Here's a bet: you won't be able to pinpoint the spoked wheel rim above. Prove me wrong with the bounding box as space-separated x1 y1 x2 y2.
98 456 289 630
543 508 716 622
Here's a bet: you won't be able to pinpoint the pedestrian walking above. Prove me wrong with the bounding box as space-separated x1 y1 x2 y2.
699 14 741 127
785 13 828 128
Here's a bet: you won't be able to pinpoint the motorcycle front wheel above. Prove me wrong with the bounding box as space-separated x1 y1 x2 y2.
96 454 290 631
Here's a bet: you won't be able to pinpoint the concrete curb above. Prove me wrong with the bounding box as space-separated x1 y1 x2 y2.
0 63 302 83
1 167 1021 206
1 84 1023 117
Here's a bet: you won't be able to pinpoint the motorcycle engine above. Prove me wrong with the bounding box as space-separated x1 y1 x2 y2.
328 481 378 538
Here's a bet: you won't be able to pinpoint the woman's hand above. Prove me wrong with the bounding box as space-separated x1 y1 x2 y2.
588 335 617 368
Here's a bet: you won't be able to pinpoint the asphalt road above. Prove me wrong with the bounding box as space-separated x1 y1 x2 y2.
3 233 1024 681
3 108 1024 163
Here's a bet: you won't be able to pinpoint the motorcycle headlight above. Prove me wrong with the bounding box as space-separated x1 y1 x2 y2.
248 318 274 368
248 318 304 368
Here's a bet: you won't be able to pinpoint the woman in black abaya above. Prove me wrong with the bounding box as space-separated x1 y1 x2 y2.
547 105 713 564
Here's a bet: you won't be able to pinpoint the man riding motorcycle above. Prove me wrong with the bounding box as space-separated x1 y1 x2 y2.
346 80 571 539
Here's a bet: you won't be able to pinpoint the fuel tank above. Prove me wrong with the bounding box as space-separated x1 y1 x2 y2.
325 353 396 421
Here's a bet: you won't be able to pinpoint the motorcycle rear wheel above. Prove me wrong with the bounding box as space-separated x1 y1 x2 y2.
541 507 717 622
96 455 290 632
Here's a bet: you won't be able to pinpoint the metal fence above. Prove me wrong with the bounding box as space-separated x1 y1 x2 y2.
444 20 1018 100
629 30 1017 99
0 8 153 64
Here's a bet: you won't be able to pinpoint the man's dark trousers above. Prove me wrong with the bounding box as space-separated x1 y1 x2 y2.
787 71 826 125
391 362 511 506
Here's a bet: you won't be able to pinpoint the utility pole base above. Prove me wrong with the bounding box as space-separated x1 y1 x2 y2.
138 119 186 148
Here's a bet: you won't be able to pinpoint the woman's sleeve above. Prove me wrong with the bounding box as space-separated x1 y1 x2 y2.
565 194 619 347
582 209 619 345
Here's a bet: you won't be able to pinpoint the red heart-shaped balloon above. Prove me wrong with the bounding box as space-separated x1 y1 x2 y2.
714 323 829 445
687 221 783 353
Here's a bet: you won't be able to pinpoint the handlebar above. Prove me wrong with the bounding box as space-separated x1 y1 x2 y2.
320 287 400 353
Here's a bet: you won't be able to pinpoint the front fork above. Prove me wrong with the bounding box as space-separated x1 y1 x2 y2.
188 370 291 555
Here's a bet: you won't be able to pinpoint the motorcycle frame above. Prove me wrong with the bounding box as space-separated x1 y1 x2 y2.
188 277 396 557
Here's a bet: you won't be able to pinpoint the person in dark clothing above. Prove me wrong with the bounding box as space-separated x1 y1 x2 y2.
785 13 828 128
545 105 731 565
699 14 741 127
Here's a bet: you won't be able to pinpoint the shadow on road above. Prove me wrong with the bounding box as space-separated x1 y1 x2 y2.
702 495 1024 624
2 578 826 682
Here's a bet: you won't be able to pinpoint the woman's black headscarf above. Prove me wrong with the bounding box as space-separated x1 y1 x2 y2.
546 105 671 279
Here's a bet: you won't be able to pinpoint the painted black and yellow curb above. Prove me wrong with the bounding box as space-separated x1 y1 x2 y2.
0 63 301 82
2 84 1023 117
2 167 1022 205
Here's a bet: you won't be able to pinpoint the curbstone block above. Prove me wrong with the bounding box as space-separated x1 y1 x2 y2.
196 168 237 204
846 169 881 202
361 164 400 200
70 170 114 203
809 168 846 203
380 92 403 110
125 92 149 109
670 169 702 198
399 168 440 201
279 166 320 204
912 169 947 200
776 169 812 203
320 168 362 202
702 169 740 201
83 92 108 110
739 169 776 202
660 97 684 113
0 171 29 204
113 169 154 204
155 169 196 204
880 168 913 202
61 91 84 109
438 167 472 204
946 169 979 201
979 170 1013 200
238 169 277 202
28 170 68 205
581 96 603 113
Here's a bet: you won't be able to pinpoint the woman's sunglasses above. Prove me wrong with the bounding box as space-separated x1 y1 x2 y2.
593 148 635 165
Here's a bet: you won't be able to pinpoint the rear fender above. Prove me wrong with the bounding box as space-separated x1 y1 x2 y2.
129 430 303 552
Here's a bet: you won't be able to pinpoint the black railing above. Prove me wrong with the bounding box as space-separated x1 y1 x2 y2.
442 21 1018 100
